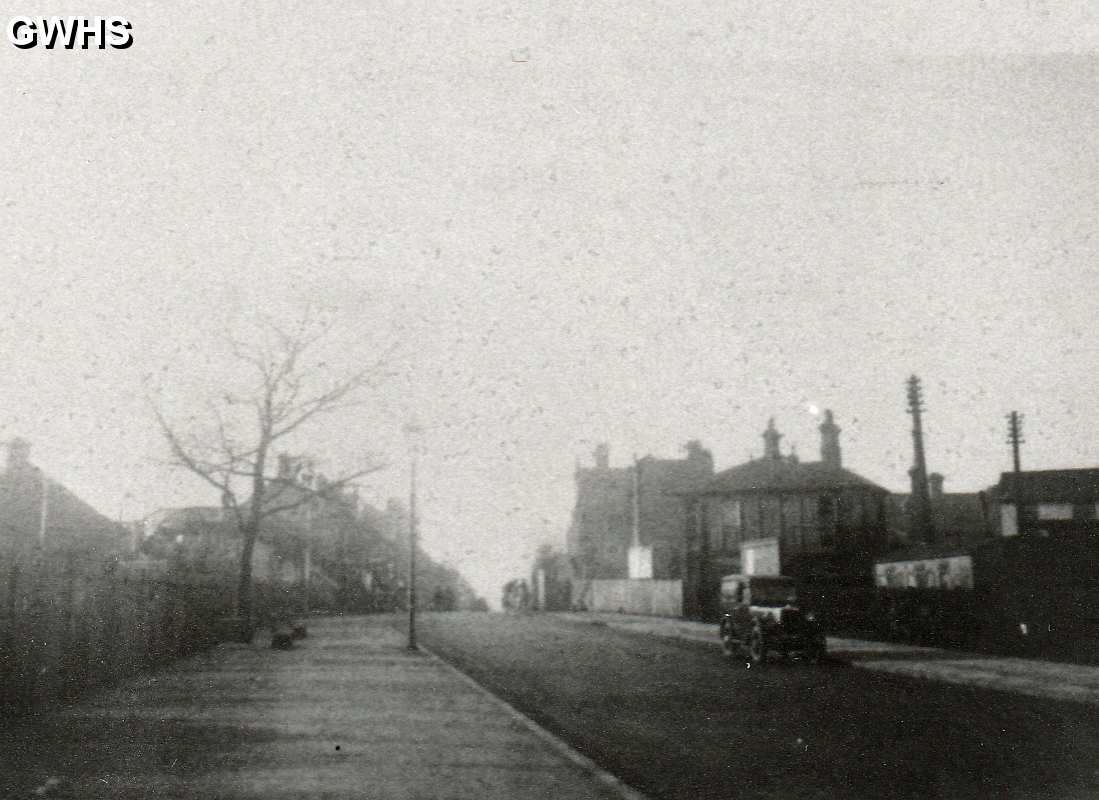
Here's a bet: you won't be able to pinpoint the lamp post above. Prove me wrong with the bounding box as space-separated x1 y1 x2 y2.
403 422 424 650
37 467 49 546
301 495 314 621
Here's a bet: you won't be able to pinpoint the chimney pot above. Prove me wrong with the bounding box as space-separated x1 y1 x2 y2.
819 410 842 468
929 472 944 500
763 419 783 461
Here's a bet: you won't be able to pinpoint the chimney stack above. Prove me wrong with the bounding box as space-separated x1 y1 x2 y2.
819 410 842 468
594 443 609 470
6 438 31 472
277 453 294 479
929 472 944 501
763 419 783 460
684 440 714 475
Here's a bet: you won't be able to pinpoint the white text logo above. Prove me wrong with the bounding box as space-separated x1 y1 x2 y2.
8 16 133 49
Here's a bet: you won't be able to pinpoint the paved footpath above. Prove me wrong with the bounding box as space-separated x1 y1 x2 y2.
557 611 1099 706
0 616 638 800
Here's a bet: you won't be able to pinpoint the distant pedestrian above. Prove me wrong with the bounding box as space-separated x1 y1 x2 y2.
502 580 517 612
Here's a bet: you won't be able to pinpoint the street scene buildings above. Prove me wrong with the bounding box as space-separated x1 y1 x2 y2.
550 384 1099 658
4 4 1099 799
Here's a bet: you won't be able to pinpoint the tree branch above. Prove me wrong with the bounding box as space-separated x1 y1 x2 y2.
258 465 385 519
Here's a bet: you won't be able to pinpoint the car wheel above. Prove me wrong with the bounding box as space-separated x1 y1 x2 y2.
720 622 737 659
747 631 767 665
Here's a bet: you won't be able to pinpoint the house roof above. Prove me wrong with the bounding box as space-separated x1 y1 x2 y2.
637 455 712 494
700 457 888 496
996 469 1099 505
0 466 128 553
144 506 225 534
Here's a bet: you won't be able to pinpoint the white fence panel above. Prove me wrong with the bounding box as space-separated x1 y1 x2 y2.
587 579 682 617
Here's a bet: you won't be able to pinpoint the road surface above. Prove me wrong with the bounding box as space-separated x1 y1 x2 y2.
417 611 1099 800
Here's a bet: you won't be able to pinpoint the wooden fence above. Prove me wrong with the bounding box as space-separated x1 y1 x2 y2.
0 552 297 713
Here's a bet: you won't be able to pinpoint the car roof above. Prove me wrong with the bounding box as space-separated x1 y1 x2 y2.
720 574 794 583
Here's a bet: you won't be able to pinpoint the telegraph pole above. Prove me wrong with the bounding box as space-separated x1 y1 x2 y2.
1006 411 1024 473
404 422 424 651
906 375 936 544
37 468 49 546
407 446 418 650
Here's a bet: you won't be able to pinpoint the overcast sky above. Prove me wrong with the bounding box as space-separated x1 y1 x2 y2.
3 2 1099 603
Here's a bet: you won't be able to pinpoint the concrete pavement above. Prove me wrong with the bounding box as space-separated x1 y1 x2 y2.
0 616 641 800
556 611 1099 706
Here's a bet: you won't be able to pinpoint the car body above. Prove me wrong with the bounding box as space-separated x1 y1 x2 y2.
718 574 825 664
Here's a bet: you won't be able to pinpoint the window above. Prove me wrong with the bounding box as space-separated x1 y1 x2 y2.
707 504 724 552
721 499 743 529
781 496 801 546
720 500 742 551
760 496 781 537
1037 503 1073 521
817 496 835 547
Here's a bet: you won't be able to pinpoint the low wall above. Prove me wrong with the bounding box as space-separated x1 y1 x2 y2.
587 579 683 617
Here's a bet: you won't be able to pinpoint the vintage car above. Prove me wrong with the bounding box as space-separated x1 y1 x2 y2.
718 574 826 664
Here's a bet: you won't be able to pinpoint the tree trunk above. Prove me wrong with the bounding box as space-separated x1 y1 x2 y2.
237 442 267 642
236 522 258 642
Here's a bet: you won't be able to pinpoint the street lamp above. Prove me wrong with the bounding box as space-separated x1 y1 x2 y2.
403 422 424 650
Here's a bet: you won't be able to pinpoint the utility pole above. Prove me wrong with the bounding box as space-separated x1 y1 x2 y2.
37 468 49 546
301 495 313 621
1006 411 1024 473
906 375 936 545
408 446 418 650
404 422 424 651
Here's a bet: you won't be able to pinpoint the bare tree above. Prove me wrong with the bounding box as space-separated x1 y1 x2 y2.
149 318 390 637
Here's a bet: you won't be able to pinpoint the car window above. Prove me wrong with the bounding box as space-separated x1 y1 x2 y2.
749 578 797 606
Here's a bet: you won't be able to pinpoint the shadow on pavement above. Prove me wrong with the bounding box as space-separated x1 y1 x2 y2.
0 714 298 798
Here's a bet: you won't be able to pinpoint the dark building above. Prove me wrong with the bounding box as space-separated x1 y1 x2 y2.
635 441 716 579
683 413 890 618
993 468 1099 538
566 441 714 581
888 472 993 549
566 444 631 580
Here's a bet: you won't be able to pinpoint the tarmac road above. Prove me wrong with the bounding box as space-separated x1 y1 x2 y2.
417 611 1099 800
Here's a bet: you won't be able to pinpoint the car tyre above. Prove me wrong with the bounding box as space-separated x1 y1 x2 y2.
747 631 767 665
720 621 738 660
